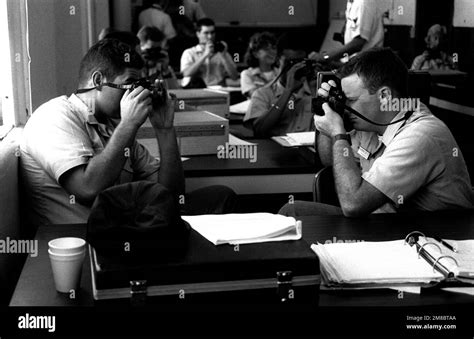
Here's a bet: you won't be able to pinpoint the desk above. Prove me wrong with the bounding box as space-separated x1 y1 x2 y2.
10 211 474 307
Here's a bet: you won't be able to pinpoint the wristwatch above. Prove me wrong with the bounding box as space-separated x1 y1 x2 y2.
333 133 351 145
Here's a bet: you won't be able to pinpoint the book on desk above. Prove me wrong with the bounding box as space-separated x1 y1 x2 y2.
311 230 474 289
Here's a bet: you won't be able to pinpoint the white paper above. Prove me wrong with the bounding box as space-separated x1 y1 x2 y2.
182 213 301 245
285 132 315 146
229 100 250 115
228 134 256 146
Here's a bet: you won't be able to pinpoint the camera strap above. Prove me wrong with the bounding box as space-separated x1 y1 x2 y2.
342 104 415 126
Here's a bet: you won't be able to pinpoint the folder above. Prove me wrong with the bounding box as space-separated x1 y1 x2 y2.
311 230 474 289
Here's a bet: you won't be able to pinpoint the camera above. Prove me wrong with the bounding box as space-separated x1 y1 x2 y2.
214 41 226 53
286 58 319 80
131 78 167 107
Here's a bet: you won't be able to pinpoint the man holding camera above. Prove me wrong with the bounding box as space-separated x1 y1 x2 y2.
180 18 238 88
280 48 473 217
244 36 317 138
21 39 236 227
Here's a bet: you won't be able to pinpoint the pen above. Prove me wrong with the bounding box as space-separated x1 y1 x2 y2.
434 236 457 253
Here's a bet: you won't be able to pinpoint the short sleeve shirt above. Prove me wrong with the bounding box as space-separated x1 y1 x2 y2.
344 0 384 56
20 94 160 227
138 5 177 40
350 104 474 213
180 45 232 87
244 81 314 136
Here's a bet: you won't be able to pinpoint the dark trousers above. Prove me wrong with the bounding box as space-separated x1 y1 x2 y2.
182 185 237 215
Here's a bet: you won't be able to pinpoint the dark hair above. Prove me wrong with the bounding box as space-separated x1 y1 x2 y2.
338 48 408 97
78 39 144 85
102 31 140 48
196 18 215 32
244 32 277 68
137 26 165 43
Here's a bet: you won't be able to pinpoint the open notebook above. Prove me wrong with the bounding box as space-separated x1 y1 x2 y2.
182 213 301 245
311 233 474 288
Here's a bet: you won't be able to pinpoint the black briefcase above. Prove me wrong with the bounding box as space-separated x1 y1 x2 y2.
89 229 320 306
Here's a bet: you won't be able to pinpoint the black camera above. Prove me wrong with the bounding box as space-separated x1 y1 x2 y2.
286 58 319 80
214 41 226 53
141 47 167 62
131 78 167 107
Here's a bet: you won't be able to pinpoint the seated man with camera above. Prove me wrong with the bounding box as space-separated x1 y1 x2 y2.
21 39 236 228
180 17 238 88
280 48 473 217
244 37 318 138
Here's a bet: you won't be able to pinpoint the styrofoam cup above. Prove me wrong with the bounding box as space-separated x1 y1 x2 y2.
48 249 85 293
48 237 86 255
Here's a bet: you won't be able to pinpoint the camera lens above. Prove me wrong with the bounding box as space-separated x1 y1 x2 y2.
214 41 225 53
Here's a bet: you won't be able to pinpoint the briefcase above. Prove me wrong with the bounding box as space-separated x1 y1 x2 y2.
89 229 320 306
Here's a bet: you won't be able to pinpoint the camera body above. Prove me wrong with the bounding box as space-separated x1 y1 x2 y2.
131 79 167 107
214 41 226 53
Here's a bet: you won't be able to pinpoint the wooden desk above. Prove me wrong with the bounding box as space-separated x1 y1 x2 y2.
10 211 474 307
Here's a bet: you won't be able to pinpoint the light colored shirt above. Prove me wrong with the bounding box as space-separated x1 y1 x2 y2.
182 0 206 22
411 51 455 71
240 67 279 97
344 0 384 57
244 81 313 136
180 44 233 87
138 5 177 40
350 103 474 213
20 94 160 227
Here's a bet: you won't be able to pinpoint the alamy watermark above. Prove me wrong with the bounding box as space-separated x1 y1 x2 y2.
381 97 421 112
0 237 38 257
324 236 364 244
217 143 257 163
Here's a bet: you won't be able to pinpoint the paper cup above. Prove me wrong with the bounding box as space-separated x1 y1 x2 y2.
48 249 85 293
48 237 86 255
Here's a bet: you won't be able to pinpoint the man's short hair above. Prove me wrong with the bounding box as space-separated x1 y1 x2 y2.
196 18 215 32
137 26 165 43
101 30 140 48
338 47 408 97
78 39 144 85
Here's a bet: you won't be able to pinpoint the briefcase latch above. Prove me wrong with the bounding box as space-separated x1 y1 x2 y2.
130 280 148 306
277 271 293 302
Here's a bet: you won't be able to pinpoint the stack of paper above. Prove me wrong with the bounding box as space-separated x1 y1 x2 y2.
272 132 315 147
182 213 301 245
229 100 250 115
311 240 445 287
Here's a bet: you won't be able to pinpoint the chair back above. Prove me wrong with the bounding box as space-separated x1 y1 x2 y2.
312 166 340 206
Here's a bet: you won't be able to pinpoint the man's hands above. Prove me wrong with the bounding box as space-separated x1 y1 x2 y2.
203 41 215 58
148 90 176 130
314 81 346 138
120 87 153 128
286 61 306 92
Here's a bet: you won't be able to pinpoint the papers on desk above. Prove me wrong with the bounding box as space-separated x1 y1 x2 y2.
229 100 250 115
207 85 242 92
228 134 256 146
272 132 315 147
182 213 302 245
311 237 474 289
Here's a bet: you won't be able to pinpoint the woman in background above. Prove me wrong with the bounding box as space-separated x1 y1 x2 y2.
241 32 279 98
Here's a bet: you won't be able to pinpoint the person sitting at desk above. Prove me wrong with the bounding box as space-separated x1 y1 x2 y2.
180 18 239 88
20 39 236 228
138 0 177 41
243 35 316 138
137 26 180 89
241 32 279 98
411 24 456 71
280 47 474 217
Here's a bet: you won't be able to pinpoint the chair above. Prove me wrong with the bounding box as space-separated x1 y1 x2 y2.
312 166 340 206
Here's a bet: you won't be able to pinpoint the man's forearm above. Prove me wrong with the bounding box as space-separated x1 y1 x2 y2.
82 122 138 195
253 89 292 137
328 37 366 61
317 132 333 166
182 54 208 77
221 53 239 80
332 139 363 210
155 127 185 195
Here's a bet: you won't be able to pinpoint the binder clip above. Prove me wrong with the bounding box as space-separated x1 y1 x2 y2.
404 231 426 246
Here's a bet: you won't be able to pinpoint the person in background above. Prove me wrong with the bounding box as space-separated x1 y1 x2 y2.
241 32 279 98
137 26 180 89
243 34 316 138
411 24 456 71
180 18 239 88
98 28 141 52
309 0 384 65
279 48 473 217
138 0 177 41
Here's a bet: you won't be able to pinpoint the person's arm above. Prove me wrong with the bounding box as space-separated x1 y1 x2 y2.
148 94 184 195
60 87 152 204
316 132 333 167
314 103 389 217
181 42 212 78
218 49 239 80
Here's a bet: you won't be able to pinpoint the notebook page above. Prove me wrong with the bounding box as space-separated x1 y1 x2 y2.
311 240 444 285
285 132 315 146
182 213 299 245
